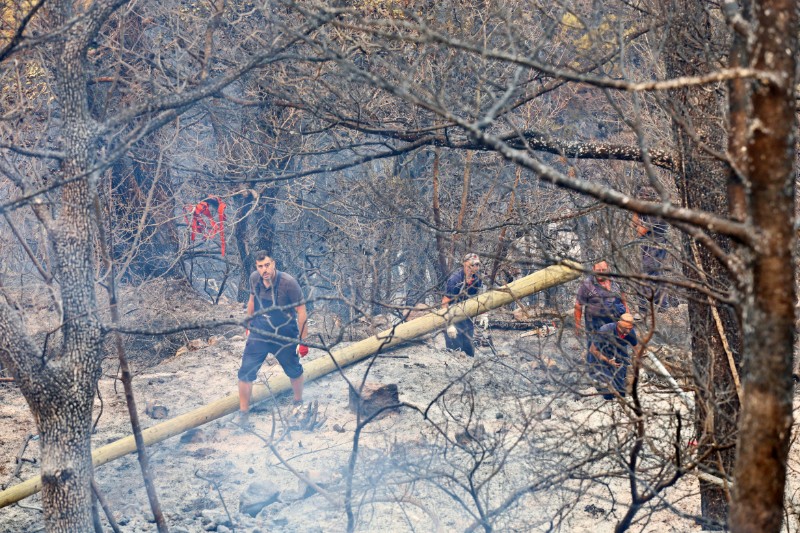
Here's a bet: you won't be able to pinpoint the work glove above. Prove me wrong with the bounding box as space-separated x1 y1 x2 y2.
446 325 458 339
297 344 309 357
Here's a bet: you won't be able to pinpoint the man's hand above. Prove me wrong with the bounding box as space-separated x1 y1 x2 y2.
245 329 249 337
297 344 309 357
636 224 648 237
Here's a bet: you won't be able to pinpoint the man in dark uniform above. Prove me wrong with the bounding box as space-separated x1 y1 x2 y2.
236 251 308 426
633 211 678 312
588 313 638 400
442 253 483 357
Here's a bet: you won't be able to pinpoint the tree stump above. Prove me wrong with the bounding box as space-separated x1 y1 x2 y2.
348 382 399 420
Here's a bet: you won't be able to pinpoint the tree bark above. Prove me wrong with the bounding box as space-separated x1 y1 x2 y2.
0 2 118 530
489 167 521 286
235 187 277 302
663 3 741 527
729 0 797 530
450 150 473 261
431 148 450 281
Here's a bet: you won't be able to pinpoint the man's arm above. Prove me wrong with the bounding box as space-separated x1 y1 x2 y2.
295 304 308 341
621 294 630 313
574 301 583 332
245 294 255 336
633 213 648 237
588 342 601 359
590 341 620 367
441 295 452 309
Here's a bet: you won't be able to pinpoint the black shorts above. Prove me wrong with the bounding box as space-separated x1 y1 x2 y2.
238 337 303 381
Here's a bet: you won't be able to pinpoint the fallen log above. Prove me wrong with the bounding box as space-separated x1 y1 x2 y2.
0 260 582 507
489 319 556 330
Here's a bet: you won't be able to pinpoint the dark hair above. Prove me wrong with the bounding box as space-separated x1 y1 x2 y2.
255 250 271 262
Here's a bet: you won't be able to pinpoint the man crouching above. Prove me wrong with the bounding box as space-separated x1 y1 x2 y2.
587 313 637 400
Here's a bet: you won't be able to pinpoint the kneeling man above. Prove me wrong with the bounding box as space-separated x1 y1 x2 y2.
587 313 637 400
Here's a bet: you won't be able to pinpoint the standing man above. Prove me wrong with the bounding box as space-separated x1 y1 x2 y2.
574 261 628 347
442 253 483 357
633 211 678 312
587 313 638 400
236 251 308 425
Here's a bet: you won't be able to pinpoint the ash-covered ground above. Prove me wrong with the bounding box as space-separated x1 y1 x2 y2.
0 290 731 532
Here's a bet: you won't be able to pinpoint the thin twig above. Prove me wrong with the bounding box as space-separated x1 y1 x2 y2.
363 496 441 532
194 470 235 531
94 194 169 532
91 479 122 533
3 434 35 489
91 388 104 434
267 443 340 507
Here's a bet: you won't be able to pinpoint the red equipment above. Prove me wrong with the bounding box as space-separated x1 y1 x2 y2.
186 196 227 256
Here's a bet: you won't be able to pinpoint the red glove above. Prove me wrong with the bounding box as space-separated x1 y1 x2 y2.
297 344 309 357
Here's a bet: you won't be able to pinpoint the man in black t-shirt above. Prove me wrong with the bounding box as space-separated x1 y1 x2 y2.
235 251 308 426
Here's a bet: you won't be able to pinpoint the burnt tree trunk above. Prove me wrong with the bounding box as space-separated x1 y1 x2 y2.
31 9 103 532
0 2 118 530
235 187 277 302
663 4 741 527
488 167 521 287
431 147 450 281
108 154 179 281
449 150 473 260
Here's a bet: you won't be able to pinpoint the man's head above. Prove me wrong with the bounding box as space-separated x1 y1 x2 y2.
637 186 659 201
617 313 635 335
593 260 609 281
462 253 481 275
255 251 276 282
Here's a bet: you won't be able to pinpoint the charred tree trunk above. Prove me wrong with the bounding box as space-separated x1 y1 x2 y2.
36 13 104 533
235 187 277 302
108 154 179 281
92 9 179 282
0 2 117 530
431 148 450 281
663 4 741 527
488 167 521 286
449 150 473 260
